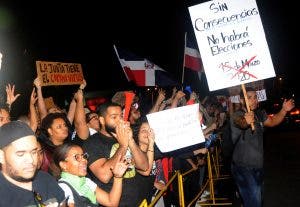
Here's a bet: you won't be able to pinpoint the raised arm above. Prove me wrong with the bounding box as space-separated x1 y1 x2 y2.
127 125 149 172
149 88 166 113
89 121 129 183
170 90 186 109
6 83 21 112
33 77 48 120
95 154 128 207
29 88 38 132
264 98 295 127
137 128 155 176
67 80 87 124
73 89 89 140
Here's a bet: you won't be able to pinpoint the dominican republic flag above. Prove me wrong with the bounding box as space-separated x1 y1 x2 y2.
184 37 203 72
114 45 177 87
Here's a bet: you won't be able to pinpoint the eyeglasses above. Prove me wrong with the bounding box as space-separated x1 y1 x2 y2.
131 103 139 110
66 152 89 162
87 115 98 123
33 190 46 207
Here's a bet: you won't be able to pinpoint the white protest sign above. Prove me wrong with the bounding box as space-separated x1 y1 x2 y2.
188 0 275 91
146 104 205 153
256 89 267 102
230 88 267 103
230 95 240 103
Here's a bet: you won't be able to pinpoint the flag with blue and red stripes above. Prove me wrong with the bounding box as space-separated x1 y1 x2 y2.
114 45 178 87
185 37 203 72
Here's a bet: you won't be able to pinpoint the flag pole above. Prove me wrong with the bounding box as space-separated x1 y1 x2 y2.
181 32 187 90
113 45 129 81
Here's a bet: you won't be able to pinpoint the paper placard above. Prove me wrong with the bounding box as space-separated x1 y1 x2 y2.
188 0 275 91
146 104 205 153
230 88 267 103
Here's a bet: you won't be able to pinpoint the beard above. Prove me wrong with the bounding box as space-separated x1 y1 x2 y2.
105 123 116 135
5 162 37 182
9 173 35 182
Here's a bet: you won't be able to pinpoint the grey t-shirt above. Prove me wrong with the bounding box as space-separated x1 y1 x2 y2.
231 109 268 168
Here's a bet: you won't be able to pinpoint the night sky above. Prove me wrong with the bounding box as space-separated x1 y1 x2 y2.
0 0 297 115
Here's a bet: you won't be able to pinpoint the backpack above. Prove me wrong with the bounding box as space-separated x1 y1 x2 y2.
58 180 99 207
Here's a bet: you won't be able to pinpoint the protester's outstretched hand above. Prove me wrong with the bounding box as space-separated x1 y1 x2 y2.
111 154 129 178
157 88 166 103
33 77 42 88
79 79 87 90
282 98 295 112
115 120 131 147
6 83 20 106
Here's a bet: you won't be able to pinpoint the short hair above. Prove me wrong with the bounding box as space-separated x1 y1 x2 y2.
96 102 121 117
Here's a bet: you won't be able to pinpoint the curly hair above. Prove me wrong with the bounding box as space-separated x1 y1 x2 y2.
40 112 71 137
131 116 148 144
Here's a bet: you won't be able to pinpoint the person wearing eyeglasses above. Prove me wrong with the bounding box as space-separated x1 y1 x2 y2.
0 121 66 207
53 143 128 207
85 112 100 134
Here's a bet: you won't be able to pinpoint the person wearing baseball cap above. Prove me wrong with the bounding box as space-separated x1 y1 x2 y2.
0 121 66 207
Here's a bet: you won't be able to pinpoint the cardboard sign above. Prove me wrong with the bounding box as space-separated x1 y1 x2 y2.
146 104 205 152
36 61 84 86
188 0 275 91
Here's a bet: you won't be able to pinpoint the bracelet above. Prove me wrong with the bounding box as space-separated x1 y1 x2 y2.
113 175 123 178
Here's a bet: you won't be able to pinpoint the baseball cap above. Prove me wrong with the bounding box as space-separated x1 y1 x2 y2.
0 121 35 149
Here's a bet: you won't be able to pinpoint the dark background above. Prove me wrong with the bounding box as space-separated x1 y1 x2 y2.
0 0 298 117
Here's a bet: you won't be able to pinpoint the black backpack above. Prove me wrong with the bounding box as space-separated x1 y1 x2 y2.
58 180 99 207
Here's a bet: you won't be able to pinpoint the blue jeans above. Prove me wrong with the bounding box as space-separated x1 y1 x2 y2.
231 163 263 207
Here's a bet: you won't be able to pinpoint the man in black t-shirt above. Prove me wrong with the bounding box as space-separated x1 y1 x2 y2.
82 102 149 207
0 121 65 207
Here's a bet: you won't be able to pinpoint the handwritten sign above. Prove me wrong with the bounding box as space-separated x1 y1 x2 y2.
188 0 275 91
230 88 267 103
146 104 205 153
36 61 84 86
256 89 267 102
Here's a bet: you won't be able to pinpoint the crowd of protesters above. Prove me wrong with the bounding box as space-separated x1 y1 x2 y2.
0 77 294 207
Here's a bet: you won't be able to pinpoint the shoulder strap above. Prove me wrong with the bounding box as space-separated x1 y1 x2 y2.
58 180 98 207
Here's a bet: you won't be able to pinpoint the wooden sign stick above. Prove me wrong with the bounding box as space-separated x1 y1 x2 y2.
241 84 255 131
